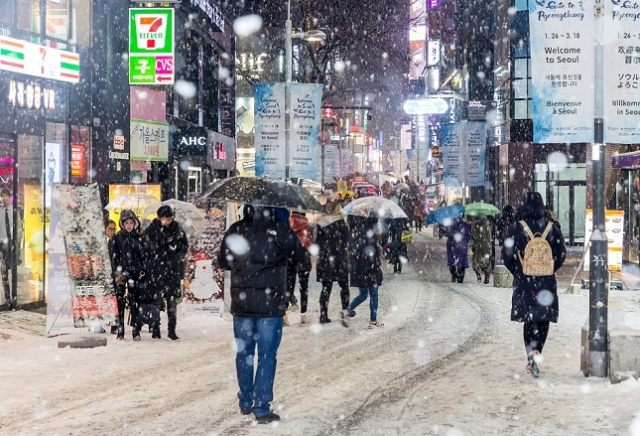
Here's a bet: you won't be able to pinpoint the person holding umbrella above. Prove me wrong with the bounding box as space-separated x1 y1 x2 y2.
471 214 493 284
447 215 472 283
218 205 307 423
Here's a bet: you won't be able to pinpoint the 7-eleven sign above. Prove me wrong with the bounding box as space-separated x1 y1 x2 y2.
129 8 174 85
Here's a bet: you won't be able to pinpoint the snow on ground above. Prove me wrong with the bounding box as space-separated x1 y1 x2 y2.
0 232 639 435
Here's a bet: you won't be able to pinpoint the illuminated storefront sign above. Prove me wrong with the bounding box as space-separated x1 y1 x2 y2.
0 36 80 83
7 80 56 110
129 8 175 85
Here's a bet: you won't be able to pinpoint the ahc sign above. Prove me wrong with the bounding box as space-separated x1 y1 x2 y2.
129 8 175 85
403 97 450 115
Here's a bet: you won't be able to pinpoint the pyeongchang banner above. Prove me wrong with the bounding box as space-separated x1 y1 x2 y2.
529 1 594 144
289 83 322 181
441 122 486 188
603 0 640 143
254 83 286 178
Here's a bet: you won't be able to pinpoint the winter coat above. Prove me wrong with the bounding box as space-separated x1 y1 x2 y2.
290 212 312 271
347 216 383 288
502 192 566 323
472 216 493 271
142 218 189 299
446 218 471 268
315 215 349 283
497 205 516 245
383 218 407 264
218 207 307 317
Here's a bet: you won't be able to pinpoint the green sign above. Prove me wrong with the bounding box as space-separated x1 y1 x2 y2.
129 8 174 85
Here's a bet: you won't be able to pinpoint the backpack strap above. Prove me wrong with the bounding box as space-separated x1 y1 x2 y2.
541 221 553 239
519 220 534 240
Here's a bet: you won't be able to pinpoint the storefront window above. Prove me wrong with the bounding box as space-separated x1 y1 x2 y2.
45 122 68 191
46 0 70 41
0 0 14 24
72 0 91 46
17 0 40 33
71 125 90 183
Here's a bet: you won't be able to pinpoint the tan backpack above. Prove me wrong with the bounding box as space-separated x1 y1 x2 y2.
518 220 554 276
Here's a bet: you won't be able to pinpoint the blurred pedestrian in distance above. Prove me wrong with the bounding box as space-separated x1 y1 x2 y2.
446 216 471 283
315 202 350 324
341 215 384 328
502 192 566 377
105 220 116 241
288 211 313 324
471 214 493 284
0 188 22 308
218 205 306 423
108 210 145 340
142 205 189 341
497 205 516 246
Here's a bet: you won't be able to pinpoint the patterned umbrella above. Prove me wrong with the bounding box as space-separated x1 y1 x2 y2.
339 197 407 219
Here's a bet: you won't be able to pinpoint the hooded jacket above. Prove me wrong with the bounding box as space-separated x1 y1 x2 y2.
109 209 144 276
219 207 307 317
502 192 567 323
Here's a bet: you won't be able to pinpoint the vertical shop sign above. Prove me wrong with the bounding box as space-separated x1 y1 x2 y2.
603 0 640 143
466 122 487 187
130 119 169 161
129 8 174 85
219 57 235 138
441 122 487 187
323 144 338 184
289 83 322 181
440 122 464 187
254 83 286 178
529 1 594 144
54 184 118 328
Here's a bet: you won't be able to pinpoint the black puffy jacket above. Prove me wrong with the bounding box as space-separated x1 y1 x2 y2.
218 208 307 317
142 218 189 298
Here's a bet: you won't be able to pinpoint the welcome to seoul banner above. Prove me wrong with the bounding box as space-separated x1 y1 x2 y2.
529 1 594 144
603 0 640 144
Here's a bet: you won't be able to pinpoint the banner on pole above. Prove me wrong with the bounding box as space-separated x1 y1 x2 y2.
466 122 487 187
289 83 322 181
441 122 486 188
254 83 286 178
323 144 338 184
529 1 594 144
603 0 640 143
441 122 464 188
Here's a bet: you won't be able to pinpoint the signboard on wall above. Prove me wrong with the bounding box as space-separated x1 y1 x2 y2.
529 1 594 144
584 209 624 271
129 8 175 85
130 119 169 161
0 36 80 83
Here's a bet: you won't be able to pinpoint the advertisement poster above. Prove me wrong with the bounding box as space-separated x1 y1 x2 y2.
466 122 487 187
55 184 118 328
529 1 594 144
254 83 286 178
45 190 75 336
183 201 226 315
289 83 322 181
323 144 338 184
23 185 47 301
108 184 161 230
440 122 464 187
603 0 640 143
130 119 169 162
584 209 624 271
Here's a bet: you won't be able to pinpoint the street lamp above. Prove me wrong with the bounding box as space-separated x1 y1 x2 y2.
285 0 326 179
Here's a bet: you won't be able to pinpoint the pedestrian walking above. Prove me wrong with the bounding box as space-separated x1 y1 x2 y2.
446 216 471 283
218 205 307 424
497 205 516 246
0 188 22 308
315 202 350 324
108 210 146 340
142 205 188 341
384 217 408 274
471 214 493 284
288 211 312 324
502 192 566 377
340 215 384 328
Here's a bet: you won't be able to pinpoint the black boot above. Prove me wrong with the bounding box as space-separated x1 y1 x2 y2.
152 326 162 339
484 271 490 284
132 330 141 341
116 325 125 340
476 271 482 282
449 267 457 283
168 326 180 341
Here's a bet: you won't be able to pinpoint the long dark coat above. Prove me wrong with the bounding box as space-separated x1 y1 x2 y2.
446 218 471 268
315 216 349 283
472 216 493 270
347 216 383 288
142 218 189 299
502 192 566 323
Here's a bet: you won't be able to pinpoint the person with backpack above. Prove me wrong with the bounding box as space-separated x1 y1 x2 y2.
502 192 566 378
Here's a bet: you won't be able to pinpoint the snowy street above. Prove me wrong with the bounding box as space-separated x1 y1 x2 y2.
1 232 640 436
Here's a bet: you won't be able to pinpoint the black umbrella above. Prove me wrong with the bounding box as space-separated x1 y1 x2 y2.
197 176 326 214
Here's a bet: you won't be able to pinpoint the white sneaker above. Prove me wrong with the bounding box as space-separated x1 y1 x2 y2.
300 313 310 324
368 320 384 329
340 310 350 328
289 303 300 312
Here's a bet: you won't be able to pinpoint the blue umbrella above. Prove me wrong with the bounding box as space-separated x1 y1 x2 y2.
428 205 465 225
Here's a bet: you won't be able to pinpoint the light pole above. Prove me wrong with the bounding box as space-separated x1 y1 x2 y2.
285 0 326 179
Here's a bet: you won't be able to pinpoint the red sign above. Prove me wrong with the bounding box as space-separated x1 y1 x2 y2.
72 296 119 319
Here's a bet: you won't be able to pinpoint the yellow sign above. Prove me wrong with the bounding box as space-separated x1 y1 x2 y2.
23 185 49 283
108 184 161 230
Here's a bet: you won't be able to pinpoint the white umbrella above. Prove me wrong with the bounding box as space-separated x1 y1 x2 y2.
105 193 160 218
142 199 208 238
339 197 408 219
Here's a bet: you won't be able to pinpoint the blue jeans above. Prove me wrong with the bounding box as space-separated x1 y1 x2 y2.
233 316 283 417
347 286 379 322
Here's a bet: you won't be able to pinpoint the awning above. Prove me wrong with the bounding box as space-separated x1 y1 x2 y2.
612 151 640 169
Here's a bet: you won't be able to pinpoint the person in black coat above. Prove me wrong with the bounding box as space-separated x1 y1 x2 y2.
218 205 307 423
340 215 384 328
502 192 566 377
384 217 408 274
142 205 189 341
108 209 145 340
497 205 516 246
315 205 350 324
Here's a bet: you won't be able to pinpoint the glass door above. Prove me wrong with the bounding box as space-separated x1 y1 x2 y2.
552 182 586 246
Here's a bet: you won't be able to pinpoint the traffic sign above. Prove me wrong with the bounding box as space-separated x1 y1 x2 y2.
129 8 174 85
403 97 449 115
